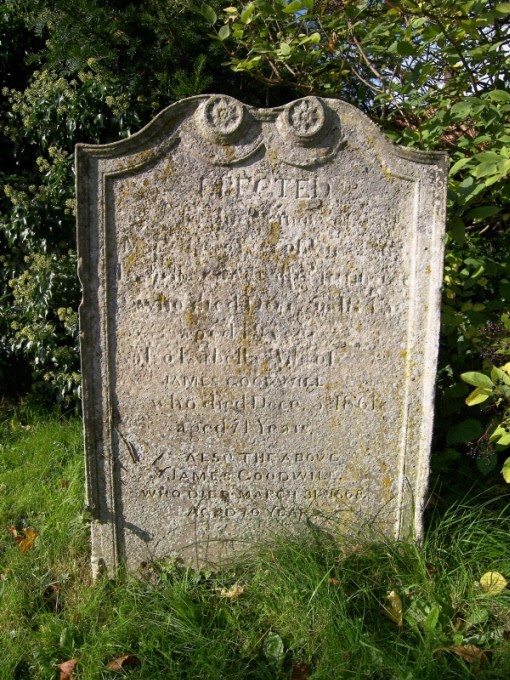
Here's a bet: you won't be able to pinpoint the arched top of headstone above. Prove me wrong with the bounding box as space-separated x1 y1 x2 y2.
77 95 447 171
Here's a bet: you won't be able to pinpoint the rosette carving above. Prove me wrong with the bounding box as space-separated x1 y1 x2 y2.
196 95 246 143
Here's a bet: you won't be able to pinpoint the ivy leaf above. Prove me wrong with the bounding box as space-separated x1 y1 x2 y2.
480 571 508 595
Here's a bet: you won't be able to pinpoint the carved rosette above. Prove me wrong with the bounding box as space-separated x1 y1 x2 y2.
191 95 344 167
279 97 328 146
196 95 246 143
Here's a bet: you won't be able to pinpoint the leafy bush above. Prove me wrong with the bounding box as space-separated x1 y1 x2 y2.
0 0 248 405
197 0 510 485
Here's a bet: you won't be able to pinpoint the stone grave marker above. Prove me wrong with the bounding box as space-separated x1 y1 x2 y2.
76 95 447 575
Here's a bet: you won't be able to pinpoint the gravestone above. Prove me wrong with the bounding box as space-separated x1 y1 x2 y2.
76 95 447 575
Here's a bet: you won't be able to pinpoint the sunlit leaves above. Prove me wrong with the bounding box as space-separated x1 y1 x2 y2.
460 372 494 389
465 387 492 406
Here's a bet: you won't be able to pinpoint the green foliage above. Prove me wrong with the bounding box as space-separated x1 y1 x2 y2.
0 0 248 405
460 360 510 482
1 414 510 678
201 0 510 484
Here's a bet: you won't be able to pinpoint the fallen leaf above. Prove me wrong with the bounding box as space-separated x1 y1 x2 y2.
447 644 486 668
106 654 141 671
328 577 340 586
291 662 310 679
220 584 244 598
58 658 77 680
480 571 507 596
384 590 403 627
18 527 37 554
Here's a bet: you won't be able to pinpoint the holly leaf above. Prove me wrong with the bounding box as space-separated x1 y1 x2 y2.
480 571 508 595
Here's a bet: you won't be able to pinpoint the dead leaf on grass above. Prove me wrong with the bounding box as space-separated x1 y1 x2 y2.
327 577 340 586
220 584 244 598
436 645 487 671
479 571 508 596
18 527 37 554
291 662 310 679
106 654 141 671
58 658 77 680
384 590 403 627
8 526 37 553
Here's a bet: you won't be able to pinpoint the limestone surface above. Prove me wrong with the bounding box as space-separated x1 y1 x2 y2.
76 95 447 574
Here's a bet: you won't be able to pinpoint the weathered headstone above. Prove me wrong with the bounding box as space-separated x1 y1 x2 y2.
77 95 447 575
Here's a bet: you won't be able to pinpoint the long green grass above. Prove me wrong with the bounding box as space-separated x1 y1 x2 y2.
1 408 509 679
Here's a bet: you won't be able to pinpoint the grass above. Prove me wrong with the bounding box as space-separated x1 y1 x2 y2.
0 407 510 679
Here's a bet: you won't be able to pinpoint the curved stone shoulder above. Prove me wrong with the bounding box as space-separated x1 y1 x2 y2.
75 95 448 172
